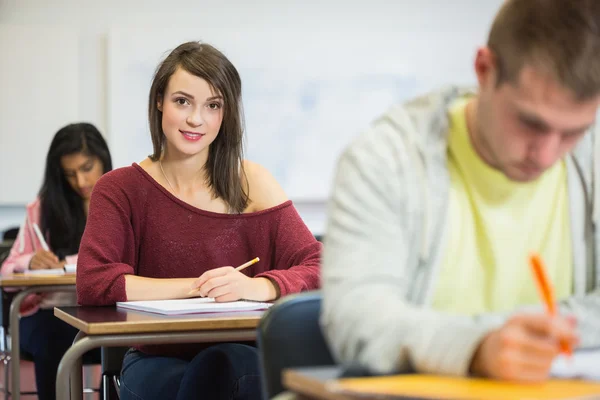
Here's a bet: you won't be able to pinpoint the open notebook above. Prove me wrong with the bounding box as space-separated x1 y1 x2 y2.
116 298 273 315
551 348 600 381
19 264 77 276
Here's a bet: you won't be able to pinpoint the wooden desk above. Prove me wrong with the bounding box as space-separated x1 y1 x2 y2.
283 366 600 400
1 273 76 287
54 305 263 400
0 274 76 400
283 366 349 400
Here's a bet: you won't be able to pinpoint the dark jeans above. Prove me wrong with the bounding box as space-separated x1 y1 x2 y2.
120 344 263 400
19 309 100 400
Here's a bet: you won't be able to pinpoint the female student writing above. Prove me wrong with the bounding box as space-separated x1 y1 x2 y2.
1 123 112 400
76 41 321 400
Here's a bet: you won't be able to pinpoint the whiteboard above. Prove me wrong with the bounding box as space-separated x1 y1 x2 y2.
0 24 79 205
107 1 502 201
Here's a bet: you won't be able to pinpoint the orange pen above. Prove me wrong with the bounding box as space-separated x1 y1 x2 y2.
528 252 572 357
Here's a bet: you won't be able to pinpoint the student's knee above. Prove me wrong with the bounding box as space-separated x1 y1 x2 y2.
120 382 146 400
181 343 262 399
193 343 260 378
121 349 187 400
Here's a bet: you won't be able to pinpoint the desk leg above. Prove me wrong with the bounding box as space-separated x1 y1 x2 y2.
56 329 256 400
57 336 93 400
70 330 86 400
8 285 75 400
9 289 30 400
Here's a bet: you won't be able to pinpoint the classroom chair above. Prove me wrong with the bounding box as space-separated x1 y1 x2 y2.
256 291 335 399
2 227 19 241
0 241 14 257
101 346 129 399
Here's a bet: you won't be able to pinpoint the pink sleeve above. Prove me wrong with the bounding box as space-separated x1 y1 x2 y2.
255 205 321 298
1 201 42 275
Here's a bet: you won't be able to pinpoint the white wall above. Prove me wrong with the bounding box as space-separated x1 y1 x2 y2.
0 0 504 234
0 25 80 204
0 206 25 234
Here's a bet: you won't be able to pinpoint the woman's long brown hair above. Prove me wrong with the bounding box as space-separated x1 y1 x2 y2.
148 41 249 213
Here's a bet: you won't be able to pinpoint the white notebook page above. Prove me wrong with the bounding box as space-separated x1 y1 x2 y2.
116 298 272 315
551 348 600 381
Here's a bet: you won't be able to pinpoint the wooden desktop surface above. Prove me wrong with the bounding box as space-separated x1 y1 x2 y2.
54 306 263 335
283 367 600 400
0 273 76 287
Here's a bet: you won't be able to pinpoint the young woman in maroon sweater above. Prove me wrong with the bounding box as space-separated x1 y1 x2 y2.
76 42 321 400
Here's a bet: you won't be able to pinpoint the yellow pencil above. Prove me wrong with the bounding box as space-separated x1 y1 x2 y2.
235 257 260 272
188 257 260 296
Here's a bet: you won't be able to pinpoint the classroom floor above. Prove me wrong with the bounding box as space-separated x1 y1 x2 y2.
0 359 101 400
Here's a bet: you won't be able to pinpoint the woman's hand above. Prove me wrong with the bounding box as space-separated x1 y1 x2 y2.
191 267 277 302
29 250 62 270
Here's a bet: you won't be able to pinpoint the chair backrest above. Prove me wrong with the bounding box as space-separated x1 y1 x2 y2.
257 291 335 399
0 291 15 331
0 250 13 332
101 346 129 400
2 227 19 241
0 249 9 265
102 346 129 375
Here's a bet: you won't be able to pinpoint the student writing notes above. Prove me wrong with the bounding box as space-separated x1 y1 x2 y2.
1 123 111 400
77 42 321 400
322 0 600 384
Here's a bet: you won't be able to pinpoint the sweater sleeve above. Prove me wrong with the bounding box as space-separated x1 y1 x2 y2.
254 204 321 298
322 125 497 376
77 174 137 305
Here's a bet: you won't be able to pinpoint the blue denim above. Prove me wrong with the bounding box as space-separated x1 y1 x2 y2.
120 343 263 400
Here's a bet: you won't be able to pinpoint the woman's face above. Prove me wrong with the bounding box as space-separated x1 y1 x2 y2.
60 152 104 199
158 67 224 159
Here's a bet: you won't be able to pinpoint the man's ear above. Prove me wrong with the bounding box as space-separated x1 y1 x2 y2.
474 46 498 89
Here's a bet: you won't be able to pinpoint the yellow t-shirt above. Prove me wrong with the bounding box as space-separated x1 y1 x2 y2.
431 97 573 316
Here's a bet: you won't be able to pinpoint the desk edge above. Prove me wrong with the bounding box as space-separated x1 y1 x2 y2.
283 369 349 400
54 307 91 333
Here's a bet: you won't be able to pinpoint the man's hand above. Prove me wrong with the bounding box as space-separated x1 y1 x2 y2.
470 313 579 382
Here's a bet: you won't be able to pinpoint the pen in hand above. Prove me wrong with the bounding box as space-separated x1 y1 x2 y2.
528 252 573 357
187 257 260 296
32 223 50 251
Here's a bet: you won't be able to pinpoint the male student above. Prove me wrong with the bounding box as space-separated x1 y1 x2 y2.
322 0 600 382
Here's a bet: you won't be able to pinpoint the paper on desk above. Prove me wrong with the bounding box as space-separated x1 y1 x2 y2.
21 268 65 276
551 349 600 381
20 263 76 276
116 297 272 315
64 264 76 273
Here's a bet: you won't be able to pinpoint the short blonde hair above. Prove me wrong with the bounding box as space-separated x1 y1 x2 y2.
488 0 600 100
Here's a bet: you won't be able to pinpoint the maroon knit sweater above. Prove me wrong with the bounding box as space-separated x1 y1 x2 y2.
76 164 321 357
